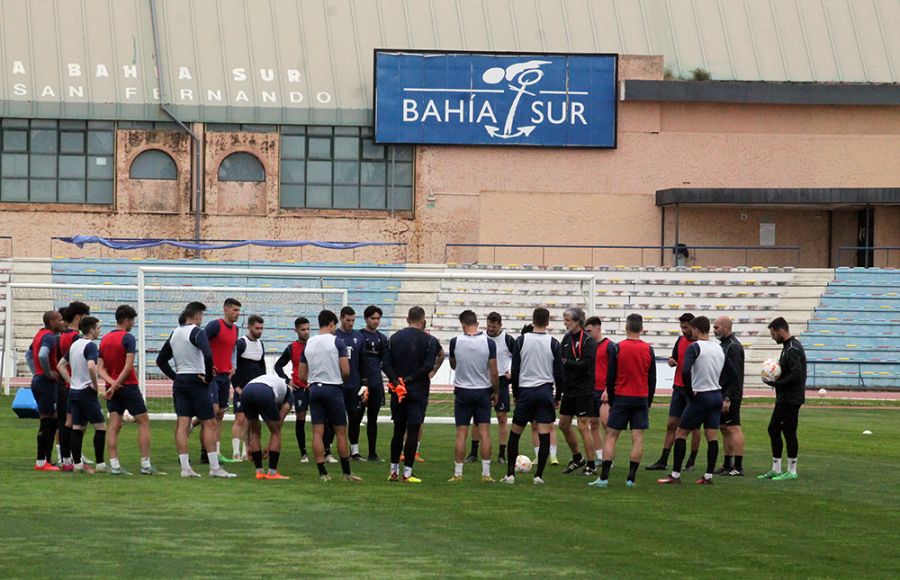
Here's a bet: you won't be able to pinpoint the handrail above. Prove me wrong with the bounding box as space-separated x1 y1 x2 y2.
835 246 900 269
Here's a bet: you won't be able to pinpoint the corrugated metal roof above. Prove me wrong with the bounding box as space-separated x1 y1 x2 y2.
0 0 897 124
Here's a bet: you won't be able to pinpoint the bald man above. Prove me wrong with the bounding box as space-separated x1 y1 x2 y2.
713 317 745 476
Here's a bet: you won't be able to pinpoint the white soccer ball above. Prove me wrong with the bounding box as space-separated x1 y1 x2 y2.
122 410 135 423
761 359 782 382
514 455 533 474
862 430 873 436
817 388 827 397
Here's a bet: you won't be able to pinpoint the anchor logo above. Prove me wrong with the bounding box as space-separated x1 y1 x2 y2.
481 60 551 139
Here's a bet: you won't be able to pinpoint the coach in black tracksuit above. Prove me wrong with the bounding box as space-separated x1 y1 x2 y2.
558 308 598 475
762 317 806 479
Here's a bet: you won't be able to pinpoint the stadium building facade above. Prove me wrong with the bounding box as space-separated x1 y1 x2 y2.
0 0 898 267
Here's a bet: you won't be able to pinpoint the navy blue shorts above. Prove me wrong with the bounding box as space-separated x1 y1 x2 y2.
608 395 650 431
559 392 596 418
593 390 608 416
680 390 723 431
390 390 429 426
106 385 148 417
494 376 510 413
211 374 231 410
31 375 58 416
341 384 363 414
293 387 310 414
454 388 492 426
669 386 690 418
512 383 556 426
241 382 282 423
310 383 347 426
173 375 215 421
68 388 105 427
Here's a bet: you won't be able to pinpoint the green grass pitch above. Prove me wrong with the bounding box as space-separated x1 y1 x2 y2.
0 399 898 578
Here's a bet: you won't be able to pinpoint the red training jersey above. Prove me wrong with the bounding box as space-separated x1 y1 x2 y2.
210 319 239 374
30 329 58 376
291 340 308 388
57 329 80 387
671 335 695 388
614 339 653 398
594 337 611 392
99 329 139 386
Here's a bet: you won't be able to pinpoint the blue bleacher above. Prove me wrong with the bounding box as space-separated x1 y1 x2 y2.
805 268 900 389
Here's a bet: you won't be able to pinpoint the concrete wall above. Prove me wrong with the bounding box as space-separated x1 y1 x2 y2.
0 55 897 266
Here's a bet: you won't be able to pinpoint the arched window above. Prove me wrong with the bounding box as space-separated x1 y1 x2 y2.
129 149 177 180
218 152 265 182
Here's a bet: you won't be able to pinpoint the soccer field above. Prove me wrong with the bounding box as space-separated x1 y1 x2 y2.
1 401 898 578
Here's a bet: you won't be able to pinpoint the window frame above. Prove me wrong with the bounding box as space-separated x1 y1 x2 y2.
129 148 178 181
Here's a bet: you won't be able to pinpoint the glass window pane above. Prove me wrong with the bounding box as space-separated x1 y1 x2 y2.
360 126 373 137
218 152 265 182
308 137 331 159
362 139 384 160
361 162 385 185
334 126 359 136
281 125 306 135
59 120 87 130
31 119 57 129
307 161 332 184
2 119 29 128
2 130 27 152
281 159 305 184
390 161 413 187
281 135 305 158
333 185 359 209
307 126 332 136
88 156 114 179
30 154 57 177
130 150 177 180
334 161 359 185
1 153 29 178
60 132 85 153
306 185 332 208
334 137 358 160
59 155 86 178
87 180 113 204
389 186 413 211
243 124 276 133
87 131 114 154
30 179 57 202
88 121 114 130
30 130 57 153
207 124 242 132
361 186 386 209
280 184 305 208
59 180 86 203
390 145 413 161
0 178 28 202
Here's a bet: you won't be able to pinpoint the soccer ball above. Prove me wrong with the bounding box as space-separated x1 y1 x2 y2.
818 388 827 397
515 455 533 474
122 410 135 423
760 359 781 382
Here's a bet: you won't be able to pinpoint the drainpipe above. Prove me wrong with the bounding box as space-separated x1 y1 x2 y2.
149 0 202 251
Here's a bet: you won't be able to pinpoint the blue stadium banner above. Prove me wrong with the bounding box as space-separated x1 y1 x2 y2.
374 51 617 148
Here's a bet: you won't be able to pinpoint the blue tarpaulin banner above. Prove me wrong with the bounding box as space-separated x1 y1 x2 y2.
59 236 403 251
375 51 617 148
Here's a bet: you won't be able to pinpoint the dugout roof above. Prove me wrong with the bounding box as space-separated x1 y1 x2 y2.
656 188 900 208
1 0 898 125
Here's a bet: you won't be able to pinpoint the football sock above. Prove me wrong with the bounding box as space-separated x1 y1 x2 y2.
216 442 221 455
506 432 521 477
671 438 686 478
723 455 734 470
572 452 583 464
59 425 71 462
93 430 106 464
351 444 359 456
208 452 221 471
600 459 612 480
454 462 463 477
706 440 718 477
141 457 151 469
317 462 327 476
687 449 698 465
470 440 479 457
416 442 421 453
772 457 783 473
268 451 280 472
403 465 413 478
587 460 596 470
110 457 121 470
403 424 419 468
55 443 61 463
252 451 263 469
232 438 241 457
595 449 603 461
499 444 506 460
787 457 797 474
734 455 743 470
295 419 307 455
37 418 52 461
627 461 639 482
43 420 58 463
550 444 557 457
390 463 400 475
534 446 540 458
340 457 352 475
178 454 190 470
536 433 550 478
658 447 671 465
366 401 379 455
70 429 85 467
481 460 491 477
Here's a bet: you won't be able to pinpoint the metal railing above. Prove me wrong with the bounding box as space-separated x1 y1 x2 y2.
444 243 801 268
835 246 900 269
807 360 899 390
